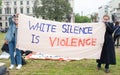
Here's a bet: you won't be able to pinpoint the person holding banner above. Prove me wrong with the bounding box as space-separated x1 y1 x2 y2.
96 15 116 73
4 14 22 70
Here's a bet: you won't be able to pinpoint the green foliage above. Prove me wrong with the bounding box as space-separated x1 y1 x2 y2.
91 15 95 22
0 33 5 47
0 0 2 6
33 0 40 18
75 13 91 23
90 13 98 22
33 0 72 21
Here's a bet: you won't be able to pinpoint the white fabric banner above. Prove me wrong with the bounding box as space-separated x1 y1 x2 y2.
16 14 106 60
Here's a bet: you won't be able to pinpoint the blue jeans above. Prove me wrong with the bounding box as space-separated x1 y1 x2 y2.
8 36 22 65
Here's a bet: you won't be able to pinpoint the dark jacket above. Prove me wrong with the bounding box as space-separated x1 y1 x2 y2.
114 26 120 36
1 43 9 53
97 22 116 65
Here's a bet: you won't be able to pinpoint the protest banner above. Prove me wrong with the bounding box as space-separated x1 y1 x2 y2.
16 14 106 60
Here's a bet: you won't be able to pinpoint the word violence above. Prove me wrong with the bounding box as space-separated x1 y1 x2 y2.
49 37 96 47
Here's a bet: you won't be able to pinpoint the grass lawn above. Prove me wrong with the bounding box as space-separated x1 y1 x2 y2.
0 32 120 75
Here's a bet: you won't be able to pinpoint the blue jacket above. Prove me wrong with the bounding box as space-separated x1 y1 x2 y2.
5 16 17 42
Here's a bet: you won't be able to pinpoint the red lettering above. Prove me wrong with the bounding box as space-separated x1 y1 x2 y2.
49 37 57 47
66 38 72 46
57 38 59 46
60 39 66 46
49 37 96 47
86 38 91 45
92 38 96 46
71 38 78 47
78 39 85 46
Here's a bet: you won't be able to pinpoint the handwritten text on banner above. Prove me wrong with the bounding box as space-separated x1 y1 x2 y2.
16 14 106 60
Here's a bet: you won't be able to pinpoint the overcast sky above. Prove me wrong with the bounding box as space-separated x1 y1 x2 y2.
74 0 111 16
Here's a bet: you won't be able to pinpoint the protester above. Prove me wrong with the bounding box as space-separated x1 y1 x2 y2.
113 21 120 48
96 15 116 73
5 13 22 70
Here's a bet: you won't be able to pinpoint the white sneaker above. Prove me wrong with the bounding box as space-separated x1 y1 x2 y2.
9 65 14 69
16 64 22 70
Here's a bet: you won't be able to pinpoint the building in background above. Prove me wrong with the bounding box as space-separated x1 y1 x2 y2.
0 0 34 29
98 0 120 23
109 0 120 22
0 0 74 30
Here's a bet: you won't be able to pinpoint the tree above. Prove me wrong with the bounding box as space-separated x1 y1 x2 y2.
90 13 98 22
75 14 91 23
33 0 72 21
33 0 41 18
90 15 95 22
0 0 2 6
